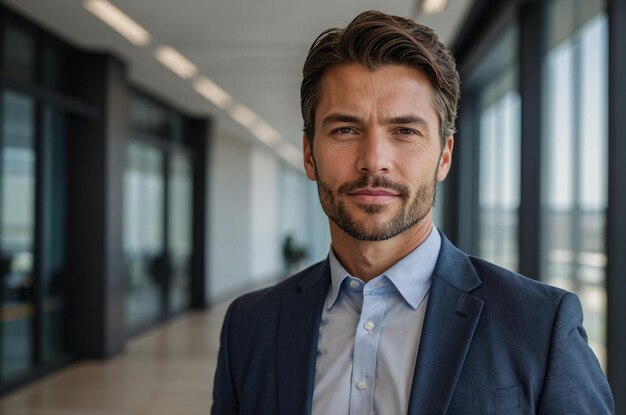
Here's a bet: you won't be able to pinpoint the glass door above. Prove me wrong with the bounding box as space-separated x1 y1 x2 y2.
40 106 67 362
124 141 165 331
168 151 192 313
0 91 36 379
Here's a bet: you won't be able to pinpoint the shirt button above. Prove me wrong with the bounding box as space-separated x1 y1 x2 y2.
349 280 360 289
356 380 368 391
364 321 375 332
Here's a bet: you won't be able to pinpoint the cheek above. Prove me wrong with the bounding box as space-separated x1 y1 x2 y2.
400 153 440 181
316 147 353 174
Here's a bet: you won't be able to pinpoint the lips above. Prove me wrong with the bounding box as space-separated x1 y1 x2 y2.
348 188 400 197
338 176 409 200
347 188 401 204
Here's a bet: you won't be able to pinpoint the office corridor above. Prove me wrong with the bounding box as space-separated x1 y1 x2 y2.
0 303 228 415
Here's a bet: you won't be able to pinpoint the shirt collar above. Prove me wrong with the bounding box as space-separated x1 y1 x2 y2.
327 249 353 309
326 226 442 310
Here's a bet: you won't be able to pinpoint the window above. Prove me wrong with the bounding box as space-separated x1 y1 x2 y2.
125 92 196 331
124 141 165 330
541 0 608 368
0 14 71 390
2 24 34 83
464 24 521 270
168 151 192 313
40 106 67 362
478 72 521 271
0 91 35 378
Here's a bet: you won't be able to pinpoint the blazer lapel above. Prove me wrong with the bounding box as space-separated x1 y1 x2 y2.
407 235 484 414
277 260 330 415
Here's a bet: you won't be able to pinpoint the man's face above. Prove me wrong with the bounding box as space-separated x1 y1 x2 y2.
303 64 453 241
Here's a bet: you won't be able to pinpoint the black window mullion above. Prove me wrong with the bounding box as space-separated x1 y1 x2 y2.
570 33 584 293
31 14 47 370
517 1 543 280
0 86 4 386
606 0 626 408
162 151 171 317
32 100 44 369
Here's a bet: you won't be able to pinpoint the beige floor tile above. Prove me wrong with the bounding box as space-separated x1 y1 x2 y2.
0 302 228 414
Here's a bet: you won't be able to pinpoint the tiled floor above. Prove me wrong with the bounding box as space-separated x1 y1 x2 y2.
0 302 229 415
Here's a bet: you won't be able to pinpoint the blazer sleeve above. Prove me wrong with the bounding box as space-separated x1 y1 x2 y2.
211 300 239 415
537 292 614 414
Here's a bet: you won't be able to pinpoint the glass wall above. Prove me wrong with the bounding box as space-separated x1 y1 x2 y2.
0 91 36 379
40 106 66 362
168 151 192 313
124 93 195 332
478 73 521 271
124 141 165 330
0 14 70 390
2 23 34 84
541 0 608 367
465 25 521 271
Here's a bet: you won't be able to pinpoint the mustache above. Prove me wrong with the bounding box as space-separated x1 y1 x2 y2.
337 176 409 197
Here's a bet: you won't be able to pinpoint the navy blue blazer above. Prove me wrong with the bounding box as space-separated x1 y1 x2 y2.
212 234 614 414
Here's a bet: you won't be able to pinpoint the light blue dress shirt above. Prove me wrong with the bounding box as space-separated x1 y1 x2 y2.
312 227 441 415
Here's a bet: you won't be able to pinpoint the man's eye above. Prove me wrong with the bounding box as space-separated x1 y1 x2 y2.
334 127 355 135
396 128 417 136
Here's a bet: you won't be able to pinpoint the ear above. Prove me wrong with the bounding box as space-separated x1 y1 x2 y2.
303 134 317 181
436 135 454 182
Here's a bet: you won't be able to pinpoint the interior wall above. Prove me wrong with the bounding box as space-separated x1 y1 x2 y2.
280 168 331 271
249 147 281 281
305 179 331 266
208 133 252 302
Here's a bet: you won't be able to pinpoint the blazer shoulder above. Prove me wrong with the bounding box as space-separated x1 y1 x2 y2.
229 259 329 316
467 255 569 306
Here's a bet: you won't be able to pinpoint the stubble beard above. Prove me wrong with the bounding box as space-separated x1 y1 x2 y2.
315 167 439 242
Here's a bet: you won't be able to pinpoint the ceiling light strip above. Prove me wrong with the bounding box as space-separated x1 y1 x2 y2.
155 45 198 79
193 77 233 109
421 0 448 14
276 143 303 168
251 120 281 147
229 103 259 129
83 0 151 46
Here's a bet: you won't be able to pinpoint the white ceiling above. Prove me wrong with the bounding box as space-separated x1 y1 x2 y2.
5 0 473 165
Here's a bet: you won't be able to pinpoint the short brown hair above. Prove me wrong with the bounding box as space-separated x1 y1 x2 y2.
301 10 460 144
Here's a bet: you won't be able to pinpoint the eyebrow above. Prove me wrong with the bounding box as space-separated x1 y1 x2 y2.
321 113 430 129
384 115 430 127
321 114 362 129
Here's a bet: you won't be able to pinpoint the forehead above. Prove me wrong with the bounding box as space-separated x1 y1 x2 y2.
316 63 437 122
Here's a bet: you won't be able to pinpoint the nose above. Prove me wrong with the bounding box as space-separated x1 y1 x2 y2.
356 130 391 175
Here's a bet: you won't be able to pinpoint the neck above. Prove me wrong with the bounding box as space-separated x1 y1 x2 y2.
329 212 434 281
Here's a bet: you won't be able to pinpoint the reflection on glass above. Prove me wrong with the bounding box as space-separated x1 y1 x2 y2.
0 91 36 378
478 66 520 270
168 152 192 312
124 141 164 330
42 44 65 91
2 24 34 83
41 107 67 362
542 4 607 368
129 95 169 137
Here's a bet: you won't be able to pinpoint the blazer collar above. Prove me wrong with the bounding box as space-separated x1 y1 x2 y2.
407 232 485 414
277 260 330 415
431 231 482 292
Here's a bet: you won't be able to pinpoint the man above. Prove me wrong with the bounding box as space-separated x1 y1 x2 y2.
212 10 614 414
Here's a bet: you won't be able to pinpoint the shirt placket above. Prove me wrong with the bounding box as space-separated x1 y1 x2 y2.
349 281 389 415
